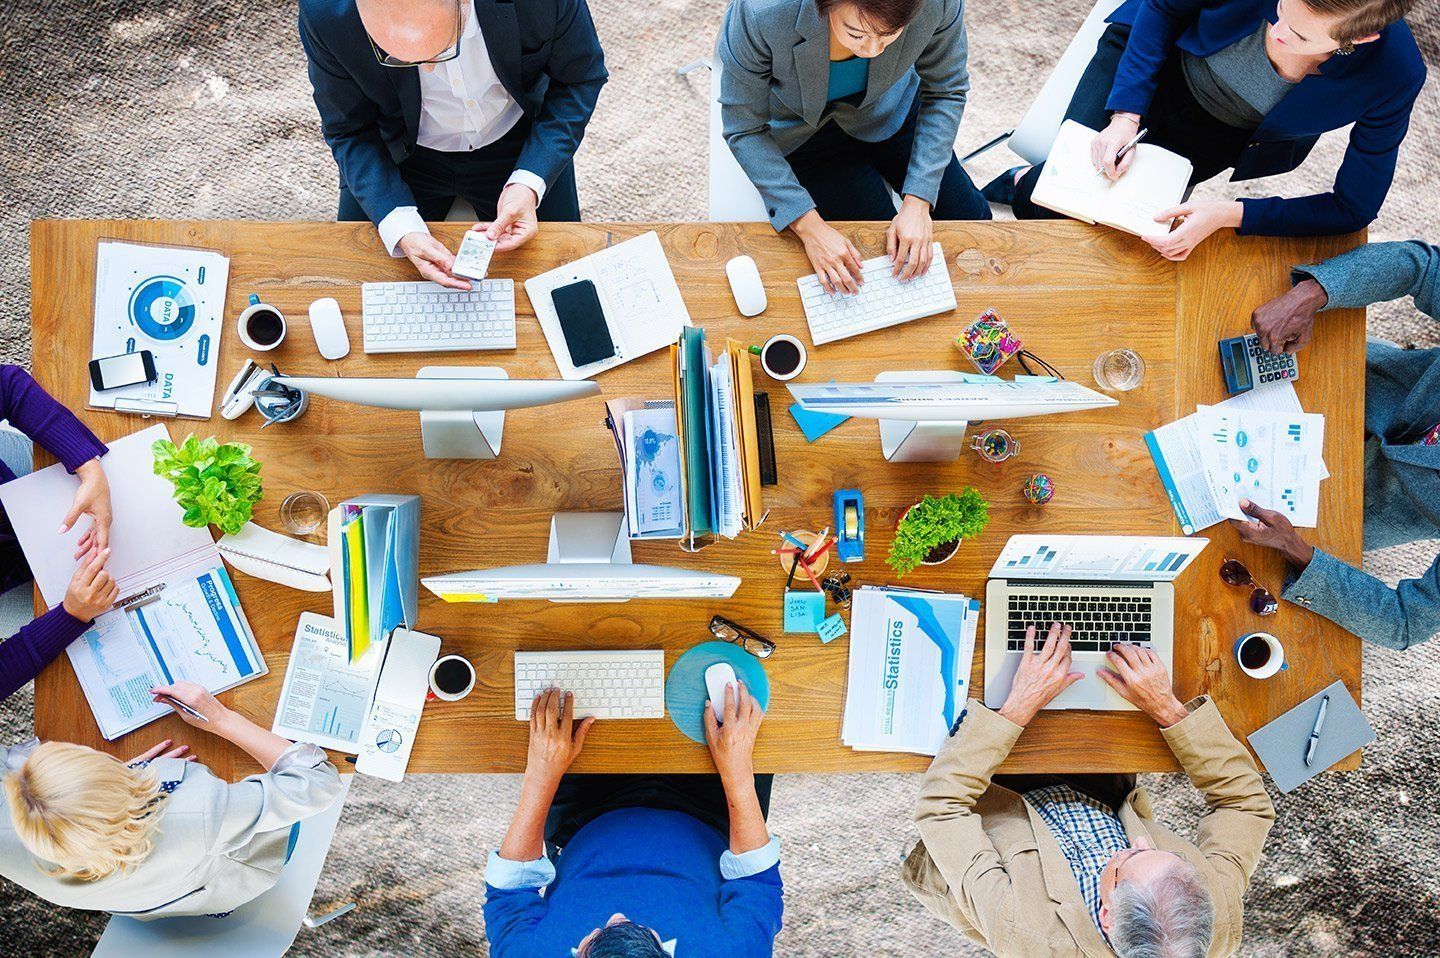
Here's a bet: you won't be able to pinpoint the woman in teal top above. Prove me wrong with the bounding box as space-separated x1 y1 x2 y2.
718 0 989 296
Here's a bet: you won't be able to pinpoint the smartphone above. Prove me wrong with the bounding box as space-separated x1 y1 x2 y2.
88 350 158 391
551 279 616 368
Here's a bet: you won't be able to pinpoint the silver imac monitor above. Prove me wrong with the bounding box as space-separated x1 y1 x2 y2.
273 366 599 460
422 512 741 603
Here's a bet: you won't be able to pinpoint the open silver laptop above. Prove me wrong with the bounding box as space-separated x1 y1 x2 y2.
984 535 1207 711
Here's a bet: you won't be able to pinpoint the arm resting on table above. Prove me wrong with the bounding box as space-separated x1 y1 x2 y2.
1295 239 1440 318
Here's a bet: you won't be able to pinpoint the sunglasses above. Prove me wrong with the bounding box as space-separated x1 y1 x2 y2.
1219 557 1278 616
709 615 776 658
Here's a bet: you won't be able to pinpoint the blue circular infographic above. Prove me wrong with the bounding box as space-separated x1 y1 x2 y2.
128 275 197 341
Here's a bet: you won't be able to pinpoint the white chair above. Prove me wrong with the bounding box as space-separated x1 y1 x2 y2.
959 0 1127 166
91 775 355 958
679 56 771 223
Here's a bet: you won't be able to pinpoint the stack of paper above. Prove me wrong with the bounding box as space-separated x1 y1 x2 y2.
842 586 980 755
1146 382 1327 535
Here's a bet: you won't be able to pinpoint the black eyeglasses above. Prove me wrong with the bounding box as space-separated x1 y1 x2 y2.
709 615 776 659
368 1 463 67
1219 557 1278 616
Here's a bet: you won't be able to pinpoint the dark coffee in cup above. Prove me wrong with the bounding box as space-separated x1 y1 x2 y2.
1239 635 1271 670
434 657 473 695
246 309 285 346
763 338 802 376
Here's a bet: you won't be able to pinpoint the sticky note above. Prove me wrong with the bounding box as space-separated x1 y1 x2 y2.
788 403 849 442
817 613 848 644
783 589 826 633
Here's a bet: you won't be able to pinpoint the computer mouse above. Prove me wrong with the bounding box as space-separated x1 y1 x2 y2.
725 255 767 317
308 297 351 360
705 662 739 723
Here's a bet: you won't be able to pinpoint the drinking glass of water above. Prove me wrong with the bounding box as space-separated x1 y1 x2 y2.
1093 348 1146 392
281 491 329 536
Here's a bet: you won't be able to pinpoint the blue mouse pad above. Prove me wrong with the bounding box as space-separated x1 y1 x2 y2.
665 641 771 744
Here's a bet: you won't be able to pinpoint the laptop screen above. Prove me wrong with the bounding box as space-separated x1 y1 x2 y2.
990 535 1208 583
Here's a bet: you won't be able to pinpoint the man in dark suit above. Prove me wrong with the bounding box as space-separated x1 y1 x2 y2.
299 0 606 288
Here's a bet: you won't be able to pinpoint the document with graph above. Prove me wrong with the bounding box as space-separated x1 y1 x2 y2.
272 612 384 752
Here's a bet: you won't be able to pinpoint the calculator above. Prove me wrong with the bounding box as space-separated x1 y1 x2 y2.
1218 333 1299 395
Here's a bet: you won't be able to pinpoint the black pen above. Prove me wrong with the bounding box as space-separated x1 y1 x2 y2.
1097 127 1149 176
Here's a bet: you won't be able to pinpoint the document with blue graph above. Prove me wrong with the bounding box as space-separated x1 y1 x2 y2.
271 613 384 752
66 565 265 740
842 587 979 755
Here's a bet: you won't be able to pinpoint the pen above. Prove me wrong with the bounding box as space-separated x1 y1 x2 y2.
1303 694 1329 767
156 693 210 723
1097 127 1148 176
780 531 810 552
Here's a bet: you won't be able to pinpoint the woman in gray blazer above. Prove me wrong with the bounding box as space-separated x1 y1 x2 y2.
0 680 341 918
718 0 989 294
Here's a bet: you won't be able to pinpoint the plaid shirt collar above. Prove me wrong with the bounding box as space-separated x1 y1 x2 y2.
1024 785 1129 942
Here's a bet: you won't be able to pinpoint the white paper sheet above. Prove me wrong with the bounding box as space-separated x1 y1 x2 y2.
354 627 441 782
271 613 384 753
1195 407 1326 527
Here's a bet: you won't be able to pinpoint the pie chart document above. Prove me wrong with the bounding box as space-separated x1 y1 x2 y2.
354 627 441 783
89 239 230 418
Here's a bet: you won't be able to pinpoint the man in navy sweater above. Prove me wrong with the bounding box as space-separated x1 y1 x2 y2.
298 0 607 289
483 685 783 957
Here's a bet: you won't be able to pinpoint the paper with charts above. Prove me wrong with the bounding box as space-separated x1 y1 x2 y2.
67 566 265 740
272 613 385 753
89 240 230 418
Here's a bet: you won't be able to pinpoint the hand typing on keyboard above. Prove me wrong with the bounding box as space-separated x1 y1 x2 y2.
886 196 936 281
524 688 594 786
1095 645 1189 728
791 210 865 294
996 623 1084 727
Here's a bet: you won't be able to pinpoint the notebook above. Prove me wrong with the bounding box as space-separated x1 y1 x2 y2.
1247 680 1374 793
327 495 420 663
1031 120 1193 238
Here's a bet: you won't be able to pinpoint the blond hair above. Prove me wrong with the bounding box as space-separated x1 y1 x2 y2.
2 742 163 881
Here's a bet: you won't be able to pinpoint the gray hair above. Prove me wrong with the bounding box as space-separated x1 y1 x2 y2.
1110 864 1215 958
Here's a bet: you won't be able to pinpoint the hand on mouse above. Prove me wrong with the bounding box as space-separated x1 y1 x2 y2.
704 681 764 788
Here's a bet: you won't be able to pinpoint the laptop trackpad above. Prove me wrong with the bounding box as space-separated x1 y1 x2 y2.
1046 656 1106 710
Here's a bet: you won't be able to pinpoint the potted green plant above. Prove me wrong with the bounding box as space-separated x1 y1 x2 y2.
887 489 989 577
152 435 264 535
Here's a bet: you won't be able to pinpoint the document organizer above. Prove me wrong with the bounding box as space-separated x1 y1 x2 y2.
327 494 421 663
603 328 769 550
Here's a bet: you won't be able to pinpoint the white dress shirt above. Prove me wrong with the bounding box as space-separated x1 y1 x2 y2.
377 4 547 256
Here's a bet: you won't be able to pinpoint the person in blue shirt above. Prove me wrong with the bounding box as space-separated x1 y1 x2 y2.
483 684 783 957
1232 239 1440 651
984 0 1424 262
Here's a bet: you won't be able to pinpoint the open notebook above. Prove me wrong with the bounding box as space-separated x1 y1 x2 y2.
1032 120 1193 238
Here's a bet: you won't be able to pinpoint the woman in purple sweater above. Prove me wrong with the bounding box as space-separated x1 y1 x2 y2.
1 366 117 702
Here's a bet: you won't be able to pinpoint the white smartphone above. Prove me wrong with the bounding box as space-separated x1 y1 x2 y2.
452 231 497 281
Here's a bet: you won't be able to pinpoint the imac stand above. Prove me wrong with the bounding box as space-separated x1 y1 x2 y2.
876 371 971 462
546 512 632 603
418 366 507 460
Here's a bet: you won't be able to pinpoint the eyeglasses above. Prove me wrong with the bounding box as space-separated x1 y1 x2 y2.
1219 557 1278 616
709 615 776 659
368 1 463 67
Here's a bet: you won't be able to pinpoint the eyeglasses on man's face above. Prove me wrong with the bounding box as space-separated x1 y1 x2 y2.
709 615 776 658
367 0 463 67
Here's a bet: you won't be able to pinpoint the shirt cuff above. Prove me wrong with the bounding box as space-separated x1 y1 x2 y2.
504 170 547 207
485 849 556 890
271 741 329 774
377 206 428 258
720 835 781 880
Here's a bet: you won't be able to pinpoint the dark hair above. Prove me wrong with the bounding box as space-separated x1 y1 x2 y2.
1301 0 1412 42
814 0 924 35
586 922 669 958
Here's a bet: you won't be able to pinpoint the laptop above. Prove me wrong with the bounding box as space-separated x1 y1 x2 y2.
983 535 1207 711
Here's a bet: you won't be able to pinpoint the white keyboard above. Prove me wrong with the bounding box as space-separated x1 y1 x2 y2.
514 650 666 720
361 280 516 353
797 242 957 345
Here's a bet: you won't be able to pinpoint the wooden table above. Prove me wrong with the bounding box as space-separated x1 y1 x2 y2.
28 220 1364 778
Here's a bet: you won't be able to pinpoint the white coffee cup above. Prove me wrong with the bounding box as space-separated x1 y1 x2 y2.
750 334 807 382
427 654 476 701
237 294 287 352
1234 631 1287 680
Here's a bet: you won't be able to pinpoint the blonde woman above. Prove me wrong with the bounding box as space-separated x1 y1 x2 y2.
0 680 340 918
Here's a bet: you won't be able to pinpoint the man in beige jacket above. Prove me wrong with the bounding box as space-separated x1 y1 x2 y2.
903 623 1275 958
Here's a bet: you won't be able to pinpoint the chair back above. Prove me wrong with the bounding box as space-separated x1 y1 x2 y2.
707 58 770 222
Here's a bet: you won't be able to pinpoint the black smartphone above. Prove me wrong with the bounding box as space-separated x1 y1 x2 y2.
551 279 616 368
88 350 158 391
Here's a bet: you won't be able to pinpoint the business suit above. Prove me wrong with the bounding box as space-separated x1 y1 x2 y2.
1010 0 1424 236
0 741 341 918
903 698 1274 957
297 0 606 231
717 0 988 232
1279 241 1440 650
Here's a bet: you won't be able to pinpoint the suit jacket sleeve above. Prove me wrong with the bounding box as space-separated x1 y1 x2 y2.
902 0 970 206
1105 0 1204 117
211 745 342 855
1294 239 1440 318
1282 548 1440 651
1159 697 1275 900
515 0 607 191
297 4 416 227
910 700 1024 950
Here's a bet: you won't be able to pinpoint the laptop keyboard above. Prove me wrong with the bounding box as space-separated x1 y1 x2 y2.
1006 593 1154 652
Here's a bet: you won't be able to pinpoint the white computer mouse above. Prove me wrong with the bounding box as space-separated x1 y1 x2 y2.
725 255 767 317
308 297 351 360
705 662 739 723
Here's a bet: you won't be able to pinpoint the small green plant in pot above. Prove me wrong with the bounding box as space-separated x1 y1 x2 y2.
152 435 264 535
887 489 989 577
